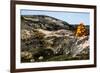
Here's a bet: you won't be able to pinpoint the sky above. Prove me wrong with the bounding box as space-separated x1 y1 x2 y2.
21 9 90 25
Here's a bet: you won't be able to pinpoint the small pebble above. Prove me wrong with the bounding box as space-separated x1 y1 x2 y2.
30 59 35 62
38 56 43 60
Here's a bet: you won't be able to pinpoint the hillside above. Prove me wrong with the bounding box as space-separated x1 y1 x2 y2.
21 15 89 62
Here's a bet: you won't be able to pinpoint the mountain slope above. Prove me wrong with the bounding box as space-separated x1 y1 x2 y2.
21 15 89 62
21 15 75 31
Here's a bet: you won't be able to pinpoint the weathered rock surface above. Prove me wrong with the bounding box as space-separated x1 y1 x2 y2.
21 15 89 62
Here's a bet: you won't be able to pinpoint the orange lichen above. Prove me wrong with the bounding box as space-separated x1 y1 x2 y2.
75 22 87 37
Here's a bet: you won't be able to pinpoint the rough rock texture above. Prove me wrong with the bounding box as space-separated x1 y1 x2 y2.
21 15 89 62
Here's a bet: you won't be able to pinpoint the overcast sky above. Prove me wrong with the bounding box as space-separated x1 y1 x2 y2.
21 9 90 25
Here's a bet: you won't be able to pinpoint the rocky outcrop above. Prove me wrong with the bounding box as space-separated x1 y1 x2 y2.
21 15 89 62
21 15 75 31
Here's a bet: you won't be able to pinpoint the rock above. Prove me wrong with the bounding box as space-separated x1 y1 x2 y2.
21 51 33 62
30 59 35 62
38 56 44 60
21 29 32 40
21 15 75 31
70 36 89 57
21 15 90 62
21 51 32 59
32 49 54 58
